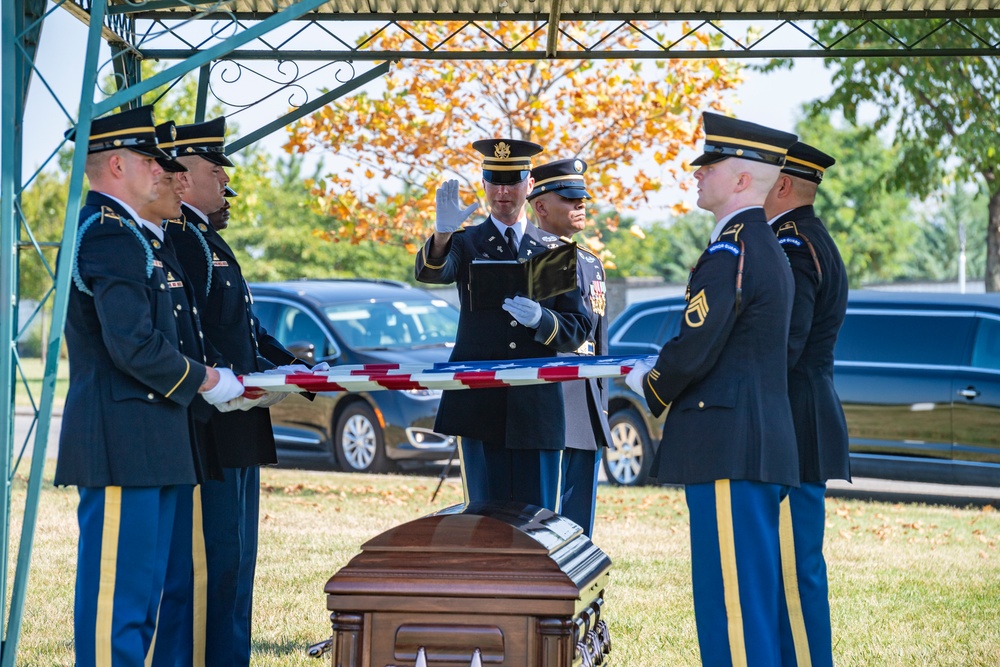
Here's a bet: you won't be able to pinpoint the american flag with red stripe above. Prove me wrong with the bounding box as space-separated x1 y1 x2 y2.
241 355 651 393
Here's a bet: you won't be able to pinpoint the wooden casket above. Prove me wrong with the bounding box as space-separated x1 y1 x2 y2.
323 502 613 667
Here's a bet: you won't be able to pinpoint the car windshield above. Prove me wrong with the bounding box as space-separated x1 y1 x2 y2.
323 298 459 350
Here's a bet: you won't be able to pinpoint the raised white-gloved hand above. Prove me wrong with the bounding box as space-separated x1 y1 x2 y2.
200 367 244 405
502 296 543 329
215 393 266 413
435 180 478 234
625 357 655 396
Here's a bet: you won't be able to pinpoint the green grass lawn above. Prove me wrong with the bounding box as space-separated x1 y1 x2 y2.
13 356 68 409
8 465 1000 666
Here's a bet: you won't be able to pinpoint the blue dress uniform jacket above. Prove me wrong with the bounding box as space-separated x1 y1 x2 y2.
165 205 298 468
643 208 799 487
549 239 612 451
143 227 222 476
415 219 590 449
55 192 206 488
774 205 851 482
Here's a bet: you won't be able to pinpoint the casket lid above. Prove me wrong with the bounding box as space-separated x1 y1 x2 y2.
324 502 612 605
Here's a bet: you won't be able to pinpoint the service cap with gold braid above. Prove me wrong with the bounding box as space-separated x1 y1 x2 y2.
64 105 170 159
527 158 591 201
173 116 236 167
472 138 543 185
781 141 835 184
691 112 797 167
154 121 188 173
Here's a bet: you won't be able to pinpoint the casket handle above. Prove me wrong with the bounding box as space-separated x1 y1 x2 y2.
306 636 332 658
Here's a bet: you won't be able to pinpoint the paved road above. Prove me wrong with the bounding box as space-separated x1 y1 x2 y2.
15 412 999 508
12 411 61 460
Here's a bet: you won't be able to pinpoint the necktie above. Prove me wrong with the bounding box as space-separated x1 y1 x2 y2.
504 227 518 257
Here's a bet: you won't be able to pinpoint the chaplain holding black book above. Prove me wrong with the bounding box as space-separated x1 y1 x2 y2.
415 138 590 511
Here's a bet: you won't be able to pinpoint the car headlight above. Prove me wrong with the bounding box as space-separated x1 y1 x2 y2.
404 388 443 398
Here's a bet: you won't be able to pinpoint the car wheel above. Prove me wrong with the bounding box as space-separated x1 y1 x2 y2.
334 403 391 473
604 407 653 486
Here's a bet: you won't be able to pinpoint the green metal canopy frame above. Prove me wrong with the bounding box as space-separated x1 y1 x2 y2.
2 0 999 661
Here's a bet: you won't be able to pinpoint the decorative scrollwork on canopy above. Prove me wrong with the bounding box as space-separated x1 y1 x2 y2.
208 59 358 117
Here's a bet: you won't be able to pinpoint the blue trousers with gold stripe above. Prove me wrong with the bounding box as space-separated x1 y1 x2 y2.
200 465 261 667
778 482 833 667
75 485 181 667
559 448 601 537
686 479 788 667
149 486 204 667
458 438 562 511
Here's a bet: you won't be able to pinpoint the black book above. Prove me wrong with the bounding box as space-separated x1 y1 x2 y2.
469 242 578 311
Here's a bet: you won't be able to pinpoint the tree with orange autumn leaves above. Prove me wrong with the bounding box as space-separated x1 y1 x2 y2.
284 21 742 252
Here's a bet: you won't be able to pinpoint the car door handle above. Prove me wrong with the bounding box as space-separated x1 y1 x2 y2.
958 387 980 399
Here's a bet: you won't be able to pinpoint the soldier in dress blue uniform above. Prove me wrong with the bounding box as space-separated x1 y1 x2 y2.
55 107 245 667
163 117 305 667
764 142 850 667
415 139 590 511
527 158 612 537
625 112 800 666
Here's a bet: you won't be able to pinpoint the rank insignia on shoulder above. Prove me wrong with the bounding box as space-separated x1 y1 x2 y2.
721 223 743 241
779 237 804 247
777 220 799 235
198 223 208 232
707 241 740 256
100 206 123 225
685 289 709 328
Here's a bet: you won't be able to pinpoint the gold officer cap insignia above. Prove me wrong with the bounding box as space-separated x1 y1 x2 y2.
494 141 511 159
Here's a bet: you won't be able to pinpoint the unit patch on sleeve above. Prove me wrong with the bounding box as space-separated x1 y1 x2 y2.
707 241 741 256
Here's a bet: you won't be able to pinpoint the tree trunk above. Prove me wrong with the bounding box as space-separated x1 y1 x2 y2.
988 186 1000 293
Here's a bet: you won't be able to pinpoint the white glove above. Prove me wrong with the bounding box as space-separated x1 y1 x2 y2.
200 367 244 405
311 362 331 372
254 390 288 409
502 296 543 328
215 393 266 413
625 358 656 396
264 364 311 375
435 180 478 234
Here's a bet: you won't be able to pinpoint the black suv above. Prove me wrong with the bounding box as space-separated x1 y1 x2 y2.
605 291 1000 487
250 279 459 473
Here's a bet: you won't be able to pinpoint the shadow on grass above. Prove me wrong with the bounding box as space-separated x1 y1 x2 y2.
252 636 331 659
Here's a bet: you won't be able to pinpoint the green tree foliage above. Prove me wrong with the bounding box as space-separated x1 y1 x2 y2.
795 113 917 287
904 186 988 283
17 168 69 302
769 20 1000 290
599 210 714 281
226 152 415 284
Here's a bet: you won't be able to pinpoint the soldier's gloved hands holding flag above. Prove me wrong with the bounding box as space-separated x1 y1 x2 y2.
435 180 478 234
502 296 543 328
625 357 655 396
200 367 244 405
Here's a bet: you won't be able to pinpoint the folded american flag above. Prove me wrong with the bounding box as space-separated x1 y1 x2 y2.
241 354 652 393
